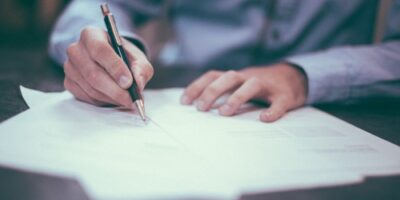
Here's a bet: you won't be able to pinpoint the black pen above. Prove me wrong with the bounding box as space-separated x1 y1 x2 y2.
100 3 146 121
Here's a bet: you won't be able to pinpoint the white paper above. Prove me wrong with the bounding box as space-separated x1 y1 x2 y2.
0 87 398 200
20 86 61 108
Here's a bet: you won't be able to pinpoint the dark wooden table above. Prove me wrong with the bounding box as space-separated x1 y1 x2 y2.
0 45 399 200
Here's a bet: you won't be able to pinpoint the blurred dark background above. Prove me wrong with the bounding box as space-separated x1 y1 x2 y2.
0 0 174 121
0 0 170 66
0 0 70 47
0 0 69 99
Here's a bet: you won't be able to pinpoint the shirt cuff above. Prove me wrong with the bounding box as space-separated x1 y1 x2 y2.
286 49 354 104
121 31 149 58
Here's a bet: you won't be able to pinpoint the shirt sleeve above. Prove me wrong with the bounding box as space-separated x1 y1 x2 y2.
48 0 161 65
286 2 400 104
287 42 400 104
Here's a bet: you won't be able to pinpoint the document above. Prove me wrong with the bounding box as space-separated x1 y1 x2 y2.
0 87 398 200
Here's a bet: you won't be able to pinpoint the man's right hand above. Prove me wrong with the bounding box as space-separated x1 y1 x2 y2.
63 27 154 108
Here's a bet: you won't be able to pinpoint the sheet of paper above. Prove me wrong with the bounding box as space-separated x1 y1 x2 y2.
141 89 400 176
0 87 398 200
20 86 60 108
8 88 236 199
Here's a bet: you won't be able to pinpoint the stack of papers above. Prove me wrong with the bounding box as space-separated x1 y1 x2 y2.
0 87 399 200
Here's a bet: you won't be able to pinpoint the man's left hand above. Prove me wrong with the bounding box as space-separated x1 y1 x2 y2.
180 63 308 122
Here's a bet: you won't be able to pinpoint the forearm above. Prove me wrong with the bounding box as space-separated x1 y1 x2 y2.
287 41 400 104
48 0 148 65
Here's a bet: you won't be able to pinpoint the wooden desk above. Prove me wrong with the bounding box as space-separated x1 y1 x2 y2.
0 45 399 200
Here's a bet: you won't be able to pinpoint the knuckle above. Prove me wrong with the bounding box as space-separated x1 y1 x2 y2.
226 70 238 77
230 94 246 104
206 70 221 78
63 60 69 69
63 79 71 91
205 85 219 96
63 61 74 77
86 70 100 83
108 57 125 76
90 40 107 59
80 27 93 45
248 77 262 88
248 77 261 83
80 27 90 37
225 70 243 81
80 27 97 39
145 62 154 77
66 43 79 58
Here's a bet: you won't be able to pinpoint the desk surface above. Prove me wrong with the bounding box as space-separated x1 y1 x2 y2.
0 46 399 200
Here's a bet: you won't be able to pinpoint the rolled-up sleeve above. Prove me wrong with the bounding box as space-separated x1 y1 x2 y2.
48 0 150 65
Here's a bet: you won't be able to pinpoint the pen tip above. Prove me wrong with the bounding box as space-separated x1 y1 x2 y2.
134 100 147 122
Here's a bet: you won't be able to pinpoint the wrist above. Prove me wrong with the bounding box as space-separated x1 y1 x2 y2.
279 62 308 105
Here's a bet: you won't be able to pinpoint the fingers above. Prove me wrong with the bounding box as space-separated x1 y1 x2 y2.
219 78 262 116
80 27 133 89
123 38 154 90
195 70 244 111
80 26 154 92
180 64 307 122
181 70 222 105
260 96 290 122
77 59 132 107
66 39 132 107
64 77 106 106
64 60 118 105
130 59 154 91
65 26 154 108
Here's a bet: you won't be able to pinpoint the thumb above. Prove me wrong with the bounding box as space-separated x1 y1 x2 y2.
130 59 154 91
260 96 289 122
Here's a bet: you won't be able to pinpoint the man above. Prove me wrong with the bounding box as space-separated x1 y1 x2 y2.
49 0 400 122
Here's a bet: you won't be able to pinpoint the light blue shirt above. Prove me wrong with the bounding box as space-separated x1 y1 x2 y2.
49 0 400 104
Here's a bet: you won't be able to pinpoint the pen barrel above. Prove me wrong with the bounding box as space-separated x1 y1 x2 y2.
119 47 142 101
128 82 142 102
104 16 142 102
104 16 120 53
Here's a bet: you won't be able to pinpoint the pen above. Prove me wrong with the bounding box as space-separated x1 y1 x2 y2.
100 3 146 121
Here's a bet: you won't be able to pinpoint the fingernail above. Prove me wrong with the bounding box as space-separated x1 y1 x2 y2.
262 111 273 120
180 95 191 105
196 101 207 111
118 75 130 88
219 104 232 115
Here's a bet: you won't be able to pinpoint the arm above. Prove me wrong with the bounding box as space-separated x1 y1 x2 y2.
180 1 400 122
287 41 400 104
49 0 163 64
50 0 163 108
287 1 400 104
